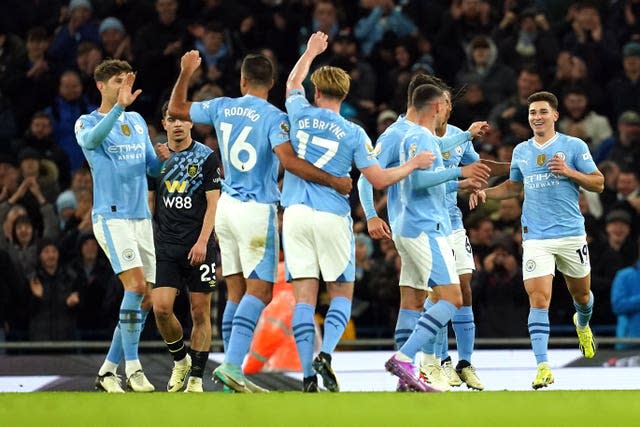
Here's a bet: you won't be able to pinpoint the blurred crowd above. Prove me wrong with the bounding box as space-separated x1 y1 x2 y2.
0 0 639 347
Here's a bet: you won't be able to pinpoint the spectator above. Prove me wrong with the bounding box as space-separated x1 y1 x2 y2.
0 22 27 134
133 0 189 116
449 78 492 129
605 209 638 266
194 21 233 91
473 235 528 337
611 241 640 350
561 1 619 85
491 198 522 236
74 41 102 106
434 0 494 82
495 8 559 82
607 0 640 46
456 35 516 106
71 232 118 341
354 0 417 57
11 111 72 189
16 27 57 130
557 86 613 153
596 111 640 168
98 17 132 63
548 51 604 115
467 214 495 268
488 66 542 144
606 41 640 122
45 70 96 172
48 0 100 70
28 239 80 341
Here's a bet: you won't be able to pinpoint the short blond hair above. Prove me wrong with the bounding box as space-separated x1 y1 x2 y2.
310 66 350 100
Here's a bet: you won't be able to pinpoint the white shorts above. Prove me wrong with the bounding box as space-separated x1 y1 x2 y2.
93 217 156 282
522 235 591 281
448 228 475 275
215 192 279 283
282 204 354 282
395 232 459 290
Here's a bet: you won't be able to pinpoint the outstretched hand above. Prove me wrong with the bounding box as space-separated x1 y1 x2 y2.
469 190 486 210
181 50 202 75
306 31 328 57
117 72 142 108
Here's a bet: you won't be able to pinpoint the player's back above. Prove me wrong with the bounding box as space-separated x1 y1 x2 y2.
283 91 374 216
190 95 289 204
397 125 451 238
76 109 153 221
511 132 594 240
441 124 479 231
376 116 414 230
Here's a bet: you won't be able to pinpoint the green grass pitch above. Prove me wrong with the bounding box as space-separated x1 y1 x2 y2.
2 391 639 426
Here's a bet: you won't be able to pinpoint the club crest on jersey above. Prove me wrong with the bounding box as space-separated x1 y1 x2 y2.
456 146 463 155
442 151 451 160
280 121 290 134
536 154 546 166
121 124 131 136
554 152 566 160
187 163 199 178
134 124 144 134
408 143 417 159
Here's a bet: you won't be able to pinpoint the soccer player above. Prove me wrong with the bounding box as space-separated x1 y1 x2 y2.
168 50 353 393
470 91 604 389
357 75 490 391
283 31 435 393
383 83 490 392
149 102 221 392
75 59 170 393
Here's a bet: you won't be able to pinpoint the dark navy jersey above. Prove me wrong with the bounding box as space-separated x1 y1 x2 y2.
149 141 221 245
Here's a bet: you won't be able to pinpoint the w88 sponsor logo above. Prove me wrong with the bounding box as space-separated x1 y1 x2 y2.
163 196 192 209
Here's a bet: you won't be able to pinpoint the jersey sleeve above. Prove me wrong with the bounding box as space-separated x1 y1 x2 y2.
509 146 524 182
147 174 157 192
268 111 291 150
354 129 379 170
75 106 122 150
202 152 222 191
285 88 310 122
189 98 221 125
572 138 599 174
461 142 480 165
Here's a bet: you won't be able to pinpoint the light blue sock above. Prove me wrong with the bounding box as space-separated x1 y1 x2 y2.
395 309 421 349
321 297 351 354
107 308 150 365
106 323 122 365
452 306 475 362
528 308 550 364
293 303 316 377
120 291 143 361
573 291 594 327
400 300 457 359
226 294 265 366
221 300 239 353
436 325 449 360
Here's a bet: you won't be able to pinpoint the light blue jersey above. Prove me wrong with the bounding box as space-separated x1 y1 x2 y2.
190 95 290 204
75 107 163 221
371 116 414 230
441 124 480 231
397 126 457 238
510 132 598 240
282 89 377 216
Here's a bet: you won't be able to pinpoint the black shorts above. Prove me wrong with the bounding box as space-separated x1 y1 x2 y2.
154 241 217 293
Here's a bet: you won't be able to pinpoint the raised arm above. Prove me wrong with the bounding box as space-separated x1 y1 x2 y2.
287 32 328 96
168 50 201 121
77 72 141 150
